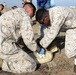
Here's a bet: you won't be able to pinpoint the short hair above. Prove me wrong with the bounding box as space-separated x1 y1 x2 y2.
36 9 48 21
23 2 36 14
23 2 36 10
0 4 4 10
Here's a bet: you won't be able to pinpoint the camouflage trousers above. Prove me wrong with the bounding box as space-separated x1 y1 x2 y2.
65 28 76 58
0 40 36 73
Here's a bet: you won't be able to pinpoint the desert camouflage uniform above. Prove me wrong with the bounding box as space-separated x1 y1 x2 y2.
40 6 76 58
22 0 32 3
0 8 37 73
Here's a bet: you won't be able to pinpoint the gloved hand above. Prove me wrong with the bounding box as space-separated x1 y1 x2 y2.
36 45 45 58
36 48 45 58
39 48 45 55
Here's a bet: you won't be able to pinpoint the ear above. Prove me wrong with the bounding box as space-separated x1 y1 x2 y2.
24 6 31 13
27 8 31 13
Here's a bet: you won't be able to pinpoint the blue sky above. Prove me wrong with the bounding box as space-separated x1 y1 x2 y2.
0 0 76 8
0 0 22 8
55 0 76 7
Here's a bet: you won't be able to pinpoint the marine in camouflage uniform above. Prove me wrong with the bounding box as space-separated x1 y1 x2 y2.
36 6 76 58
0 7 37 73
